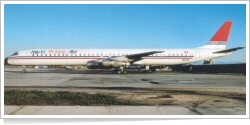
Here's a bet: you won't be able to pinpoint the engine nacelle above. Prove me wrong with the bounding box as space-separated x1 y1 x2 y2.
87 60 107 69
102 59 130 68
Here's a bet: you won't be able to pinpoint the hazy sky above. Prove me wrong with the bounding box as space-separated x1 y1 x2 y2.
3 3 247 64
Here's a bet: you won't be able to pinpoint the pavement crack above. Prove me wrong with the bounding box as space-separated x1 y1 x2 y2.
188 108 203 115
9 106 25 115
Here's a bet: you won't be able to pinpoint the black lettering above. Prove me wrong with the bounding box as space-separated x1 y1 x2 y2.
69 50 77 54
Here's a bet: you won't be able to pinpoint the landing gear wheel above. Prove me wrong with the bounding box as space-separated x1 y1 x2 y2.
118 70 121 74
123 70 127 74
22 70 26 73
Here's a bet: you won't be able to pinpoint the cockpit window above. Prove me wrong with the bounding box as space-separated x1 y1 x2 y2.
11 52 19 56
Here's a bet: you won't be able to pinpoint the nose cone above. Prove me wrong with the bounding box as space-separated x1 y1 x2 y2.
4 57 8 65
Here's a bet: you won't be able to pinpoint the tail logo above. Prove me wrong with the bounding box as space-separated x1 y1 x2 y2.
210 21 233 42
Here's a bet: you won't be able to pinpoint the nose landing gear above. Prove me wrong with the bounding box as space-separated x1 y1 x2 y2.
22 65 26 73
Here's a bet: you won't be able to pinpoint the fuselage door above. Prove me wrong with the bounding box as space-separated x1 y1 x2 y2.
195 50 200 59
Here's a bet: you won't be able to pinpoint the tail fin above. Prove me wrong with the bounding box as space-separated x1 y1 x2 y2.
200 21 233 49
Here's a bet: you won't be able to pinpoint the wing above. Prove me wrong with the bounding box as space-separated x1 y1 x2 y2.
125 51 163 59
213 47 245 54
106 51 164 62
125 51 164 62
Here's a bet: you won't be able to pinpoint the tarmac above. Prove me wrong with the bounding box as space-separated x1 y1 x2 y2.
3 68 247 117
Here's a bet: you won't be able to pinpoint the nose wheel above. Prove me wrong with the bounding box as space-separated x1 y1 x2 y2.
22 65 26 73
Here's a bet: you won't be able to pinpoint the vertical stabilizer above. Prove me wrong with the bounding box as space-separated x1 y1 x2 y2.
200 21 233 49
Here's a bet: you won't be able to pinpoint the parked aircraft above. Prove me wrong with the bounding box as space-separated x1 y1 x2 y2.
6 21 245 74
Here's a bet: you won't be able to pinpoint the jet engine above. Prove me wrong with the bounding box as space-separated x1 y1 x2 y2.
102 59 130 68
87 60 107 69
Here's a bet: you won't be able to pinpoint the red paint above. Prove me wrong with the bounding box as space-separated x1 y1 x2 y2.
210 21 233 42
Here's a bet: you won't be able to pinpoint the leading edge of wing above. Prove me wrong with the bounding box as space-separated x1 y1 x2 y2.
125 51 164 60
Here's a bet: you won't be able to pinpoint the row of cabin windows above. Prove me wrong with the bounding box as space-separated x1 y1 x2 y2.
32 53 128 57
31 53 193 57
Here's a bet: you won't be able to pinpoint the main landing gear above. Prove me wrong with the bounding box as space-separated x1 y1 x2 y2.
139 65 156 73
117 67 127 74
115 65 156 74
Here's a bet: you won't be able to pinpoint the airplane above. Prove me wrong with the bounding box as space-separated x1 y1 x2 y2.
6 21 245 74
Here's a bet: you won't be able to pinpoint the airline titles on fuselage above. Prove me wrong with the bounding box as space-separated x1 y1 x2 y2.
31 50 78 55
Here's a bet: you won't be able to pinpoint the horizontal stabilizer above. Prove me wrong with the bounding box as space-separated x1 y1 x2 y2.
213 47 245 54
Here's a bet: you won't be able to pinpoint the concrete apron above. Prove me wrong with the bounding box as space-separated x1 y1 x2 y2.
5 105 199 115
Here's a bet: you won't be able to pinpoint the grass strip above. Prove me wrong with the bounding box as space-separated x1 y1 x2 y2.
4 90 143 106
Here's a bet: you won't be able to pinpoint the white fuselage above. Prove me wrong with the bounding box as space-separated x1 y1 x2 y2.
7 48 230 66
